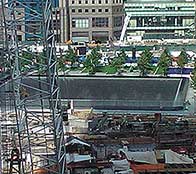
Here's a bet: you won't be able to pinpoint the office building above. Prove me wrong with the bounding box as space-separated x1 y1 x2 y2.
14 0 60 42
68 0 124 42
124 0 195 39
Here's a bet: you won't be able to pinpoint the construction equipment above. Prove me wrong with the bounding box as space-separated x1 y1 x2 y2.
0 0 66 173
119 15 131 44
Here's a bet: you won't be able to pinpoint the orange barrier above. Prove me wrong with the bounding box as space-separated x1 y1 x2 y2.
130 164 165 174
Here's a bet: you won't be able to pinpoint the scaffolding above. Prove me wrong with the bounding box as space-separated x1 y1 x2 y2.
0 0 66 173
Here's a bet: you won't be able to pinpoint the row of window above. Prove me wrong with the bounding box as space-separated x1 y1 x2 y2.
72 17 109 28
72 8 109 13
127 5 194 11
71 0 122 4
72 18 89 28
136 16 184 27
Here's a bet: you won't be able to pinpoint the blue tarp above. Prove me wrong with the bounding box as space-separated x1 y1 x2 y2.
168 68 193 74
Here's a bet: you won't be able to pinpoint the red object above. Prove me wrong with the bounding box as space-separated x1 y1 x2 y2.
130 163 165 174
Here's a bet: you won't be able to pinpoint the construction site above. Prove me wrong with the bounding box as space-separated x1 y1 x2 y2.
0 0 196 174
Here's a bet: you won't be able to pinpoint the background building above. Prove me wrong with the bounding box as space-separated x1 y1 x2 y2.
124 0 195 39
14 0 61 42
68 0 124 42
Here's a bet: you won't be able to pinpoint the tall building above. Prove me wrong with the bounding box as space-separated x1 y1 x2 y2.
124 0 195 39
14 0 60 42
68 0 124 42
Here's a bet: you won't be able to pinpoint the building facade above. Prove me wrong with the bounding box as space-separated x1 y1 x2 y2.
124 0 195 39
14 0 62 42
68 0 124 42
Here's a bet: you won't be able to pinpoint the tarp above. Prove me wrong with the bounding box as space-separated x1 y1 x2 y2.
111 159 130 171
66 153 93 164
65 138 90 147
163 150 193 164
119 149 158 164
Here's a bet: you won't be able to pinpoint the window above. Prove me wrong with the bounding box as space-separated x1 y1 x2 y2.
92 9 95 12
98 0 101 4
92 31 109 41
105 0 108 3
105 9 109 12
72 32 88 37
53 10 60 14
72 9 76 13
85 9 89 12
72 18 89 28
113 16 122 27
98 9 102 12
72 0 75 3
92 17 109 27
85 0 88 3
78 9 82 13
79 0 82 4
53 19 61 30
92 0 95 4
72 20 76 27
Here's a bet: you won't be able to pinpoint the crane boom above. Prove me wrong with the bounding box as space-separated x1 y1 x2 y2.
119 15 131 44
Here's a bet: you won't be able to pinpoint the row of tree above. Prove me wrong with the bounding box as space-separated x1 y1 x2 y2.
19 47 193 81
60 47 189 76
19 47 196 90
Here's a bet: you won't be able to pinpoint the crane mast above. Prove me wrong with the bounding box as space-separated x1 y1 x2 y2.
0 0 66 173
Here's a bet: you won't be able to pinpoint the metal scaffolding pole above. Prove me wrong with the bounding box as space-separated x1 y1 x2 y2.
0 0 66 173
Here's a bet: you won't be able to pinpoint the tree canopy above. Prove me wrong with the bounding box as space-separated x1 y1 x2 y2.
111 49 128 73
138 49 152 76
158 49 171 76
83 47 101 74
64 48 77 66
58 48 77 71
20 49 34 71
177 49 188 72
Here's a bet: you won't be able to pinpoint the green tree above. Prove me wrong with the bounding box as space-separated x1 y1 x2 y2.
177 49 188 74
64 48 77 67
111 50 128 73
83 47 101 74
21 49 34 71
157 49 171 76
138 49 152 76
58 55 66 71
58 48 77 71
36 52 46 74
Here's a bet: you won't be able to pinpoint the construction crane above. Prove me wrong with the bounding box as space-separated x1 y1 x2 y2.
0 0 66 174
119 15 131 44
